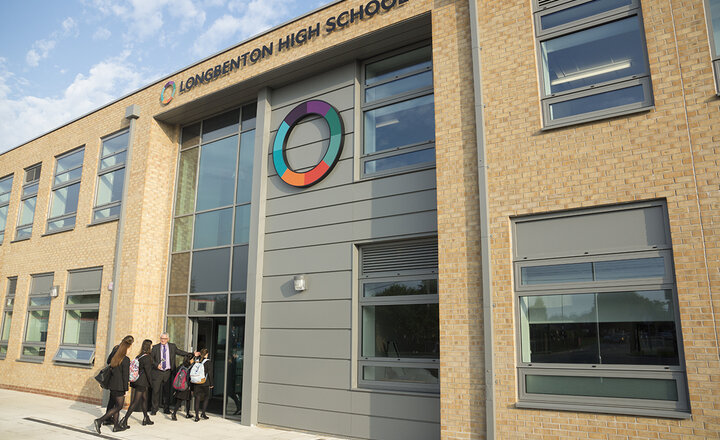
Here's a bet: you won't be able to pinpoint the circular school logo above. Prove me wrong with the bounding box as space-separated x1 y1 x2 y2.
272 100 344 188
160 81 176 105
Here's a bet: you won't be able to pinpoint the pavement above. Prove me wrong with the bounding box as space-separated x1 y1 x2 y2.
0 389 346 440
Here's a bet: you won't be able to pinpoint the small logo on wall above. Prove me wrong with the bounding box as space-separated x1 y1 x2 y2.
160 81 176 105
272 99 344 188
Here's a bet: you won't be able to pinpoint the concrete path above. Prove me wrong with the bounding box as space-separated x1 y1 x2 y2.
0 389 347 440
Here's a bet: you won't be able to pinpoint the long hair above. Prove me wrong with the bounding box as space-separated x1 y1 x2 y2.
139 339 152 357
110 335 134 367
200 348 209 359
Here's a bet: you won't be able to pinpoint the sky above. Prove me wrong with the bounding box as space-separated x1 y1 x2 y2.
0 0 332 154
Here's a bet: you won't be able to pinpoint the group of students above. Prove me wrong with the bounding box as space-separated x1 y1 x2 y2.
92 334 214 434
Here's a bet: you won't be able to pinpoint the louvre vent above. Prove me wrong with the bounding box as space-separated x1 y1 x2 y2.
361 239 438 275
536 0 565 9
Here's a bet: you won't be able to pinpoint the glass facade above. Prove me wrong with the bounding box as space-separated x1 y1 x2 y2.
167 103 256 418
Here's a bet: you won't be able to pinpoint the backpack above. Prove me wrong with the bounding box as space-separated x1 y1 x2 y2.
173 365 190 391
129 354 146 383
190 359 208 384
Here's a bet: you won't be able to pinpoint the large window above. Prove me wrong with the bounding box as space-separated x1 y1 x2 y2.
361 44 435 177
513 201 689 417
534 0 653 127
705 0 720 93
16 164 41 240
0 277 17 358
358 238 439 393
54 268 102 365
168 103 256 319
22 273 54 361
0 174 13 245
47 147 84 233
93 130 128 223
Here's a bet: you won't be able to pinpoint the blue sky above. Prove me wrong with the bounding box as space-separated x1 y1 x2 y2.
0 0 332 154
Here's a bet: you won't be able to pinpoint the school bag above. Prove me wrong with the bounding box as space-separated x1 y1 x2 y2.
190 359 208 384
173 365 190 391
129 354 146 383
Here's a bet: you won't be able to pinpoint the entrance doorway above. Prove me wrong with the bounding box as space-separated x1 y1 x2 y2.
189 316 245 418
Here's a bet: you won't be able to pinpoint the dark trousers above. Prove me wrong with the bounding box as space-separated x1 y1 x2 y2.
150 369 172 412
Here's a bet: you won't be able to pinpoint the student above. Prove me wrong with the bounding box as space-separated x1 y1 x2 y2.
192 348 213 422
171 353 195 421
93 335 133 433
120 339 154 427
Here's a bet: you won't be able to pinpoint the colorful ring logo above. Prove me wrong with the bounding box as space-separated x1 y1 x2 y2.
160 81 176 105
273 100 344 188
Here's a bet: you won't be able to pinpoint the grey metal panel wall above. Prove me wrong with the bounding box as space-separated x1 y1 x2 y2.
258 61 439 439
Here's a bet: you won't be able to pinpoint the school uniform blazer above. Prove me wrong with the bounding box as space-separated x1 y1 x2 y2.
131 354 154 388
108 357 130 392
151 342 190 371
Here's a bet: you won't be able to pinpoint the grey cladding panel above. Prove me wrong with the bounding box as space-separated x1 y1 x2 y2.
270 62 355 110
266 168 437 215
350 413 441 440
261 300 350 329
266 189 437 233
267 157 353 198
269 107 355 143
263 242 351 276
351 391 440 423
264 210 438 251
258 403 352 437
269 133 354 176
262 271 351 302
259 383 352 413
515 205 669 259
260 329 351 359
270 84 355 129
259 356 350 389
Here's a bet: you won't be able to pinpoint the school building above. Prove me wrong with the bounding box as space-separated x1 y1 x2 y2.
1 0 719 438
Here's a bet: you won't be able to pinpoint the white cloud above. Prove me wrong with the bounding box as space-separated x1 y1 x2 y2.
0 55 147 153
26 39 57 67
93 27 112 40
62 17 79 36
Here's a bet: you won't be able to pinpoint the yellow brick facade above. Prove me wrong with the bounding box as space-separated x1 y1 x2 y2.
0 0 718 438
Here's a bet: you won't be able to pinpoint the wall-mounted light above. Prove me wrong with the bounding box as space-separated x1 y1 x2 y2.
50 286 59 298
293 275 307 292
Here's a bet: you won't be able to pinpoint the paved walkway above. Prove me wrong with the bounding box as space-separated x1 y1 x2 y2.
0 389 346 440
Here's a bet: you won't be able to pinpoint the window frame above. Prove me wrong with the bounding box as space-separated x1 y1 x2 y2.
21 273 54 362
704 0 720 95
46 146 84 234
0 174 13 245
512 201 690 417
92 129 128 224
54 267 101 365
0 277 17 359
15 163 41 241
360 42 436 179
534 0 654 128
357 238 440 394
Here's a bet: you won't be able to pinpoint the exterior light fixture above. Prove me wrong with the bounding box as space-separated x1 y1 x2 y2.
293 275 307 292
50 286 59 297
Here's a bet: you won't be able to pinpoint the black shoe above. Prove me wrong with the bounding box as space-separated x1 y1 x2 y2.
163 408 171 414
150 410 157 416
142 416 154 426
93 419 101 434
112 425 127 432
185 413 193 419
102 420 113 426
194 416 200 422
171 413 177 421
201 414 209 420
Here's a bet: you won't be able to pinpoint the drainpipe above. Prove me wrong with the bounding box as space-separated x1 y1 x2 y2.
104 104 140 373
467 1 495 438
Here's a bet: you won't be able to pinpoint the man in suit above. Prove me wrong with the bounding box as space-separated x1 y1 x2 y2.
150 332 194 414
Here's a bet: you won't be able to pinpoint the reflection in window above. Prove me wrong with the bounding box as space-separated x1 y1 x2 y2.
56 268 101 364
0 175 13 245
48 147 83 233
94 130 129 222
196 136 238 211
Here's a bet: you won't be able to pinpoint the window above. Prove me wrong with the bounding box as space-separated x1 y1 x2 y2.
168 103 256 318
513 201 689 417
47 147 84 233
0 277 17 358
16 164 41 240
358 238 439 393
0 174 13 245
22 273 53 360
361 44 435 177
705 0 720 93
93 130 128 223
534 0 653 127
54 268 101 365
